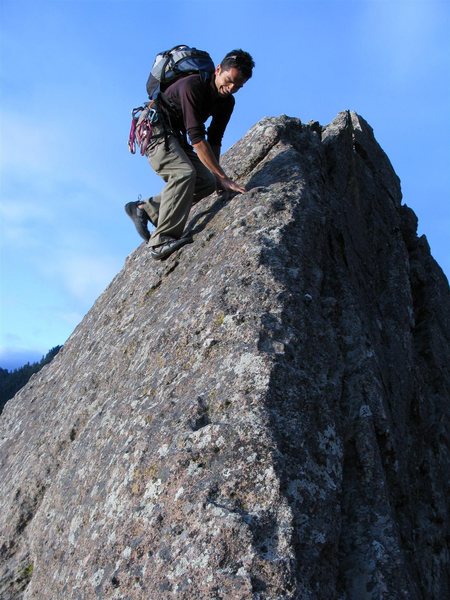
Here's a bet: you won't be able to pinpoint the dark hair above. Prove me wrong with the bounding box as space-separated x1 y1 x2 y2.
220 49 255 80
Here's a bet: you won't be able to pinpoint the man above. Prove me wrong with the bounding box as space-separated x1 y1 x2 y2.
125 49 254 260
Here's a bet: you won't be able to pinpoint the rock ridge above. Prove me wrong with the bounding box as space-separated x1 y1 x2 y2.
1 112 449 599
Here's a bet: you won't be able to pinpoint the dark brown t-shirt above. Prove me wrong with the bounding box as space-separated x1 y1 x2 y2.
160 74 235 147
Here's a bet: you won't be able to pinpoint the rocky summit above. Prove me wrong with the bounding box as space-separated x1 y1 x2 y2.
1 112 449 600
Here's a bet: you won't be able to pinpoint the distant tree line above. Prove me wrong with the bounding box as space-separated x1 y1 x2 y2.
0 346 62 414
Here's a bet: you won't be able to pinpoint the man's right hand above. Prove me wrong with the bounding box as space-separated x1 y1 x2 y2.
193 139 246 195
217 175 246 194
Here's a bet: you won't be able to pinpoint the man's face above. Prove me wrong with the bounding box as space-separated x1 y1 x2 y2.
214 65 247 97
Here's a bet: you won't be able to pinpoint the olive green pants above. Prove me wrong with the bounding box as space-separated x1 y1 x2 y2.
141 129 216 247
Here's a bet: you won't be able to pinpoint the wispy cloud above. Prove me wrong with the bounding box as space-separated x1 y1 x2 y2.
42 252 120 303
0 110 64 175
1 173 124 360
1 192 122 304
360 0 444 82
0 195 53 250
0 347 44 371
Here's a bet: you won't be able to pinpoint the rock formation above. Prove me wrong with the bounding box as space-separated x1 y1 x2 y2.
1 112 449 599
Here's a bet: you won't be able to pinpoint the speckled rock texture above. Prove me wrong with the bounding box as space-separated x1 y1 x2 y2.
1 112 449 600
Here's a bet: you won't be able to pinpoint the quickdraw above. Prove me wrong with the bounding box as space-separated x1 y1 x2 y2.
128 101 158 156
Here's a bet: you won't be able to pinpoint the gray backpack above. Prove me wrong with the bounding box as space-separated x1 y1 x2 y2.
146 44 215 99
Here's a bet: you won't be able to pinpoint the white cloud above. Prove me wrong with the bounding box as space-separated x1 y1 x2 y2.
0 200 52 221
0 110 64 176
0 329 51 369
0 243 121 363
58 310 85 328
53 254 119 302
0 105 130 207
0 348 44 371
0 197 53 248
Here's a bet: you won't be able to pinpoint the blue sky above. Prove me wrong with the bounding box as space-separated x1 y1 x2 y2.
0 0 449 370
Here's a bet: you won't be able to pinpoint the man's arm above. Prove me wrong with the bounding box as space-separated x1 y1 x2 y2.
193 139 245 194
210 144 221 162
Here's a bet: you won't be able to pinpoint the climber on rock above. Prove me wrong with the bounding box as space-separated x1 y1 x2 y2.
125 49 255 260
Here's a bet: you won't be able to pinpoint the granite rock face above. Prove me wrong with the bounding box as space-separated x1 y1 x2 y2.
1 112 449 600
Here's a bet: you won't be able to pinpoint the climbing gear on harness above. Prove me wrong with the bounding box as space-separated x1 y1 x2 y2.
128 102 159 155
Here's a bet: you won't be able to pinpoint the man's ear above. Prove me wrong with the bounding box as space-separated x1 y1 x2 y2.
215 65 222 76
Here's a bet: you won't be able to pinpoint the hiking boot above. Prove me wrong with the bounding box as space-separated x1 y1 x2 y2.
149 236 193 260
125 201 155 241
